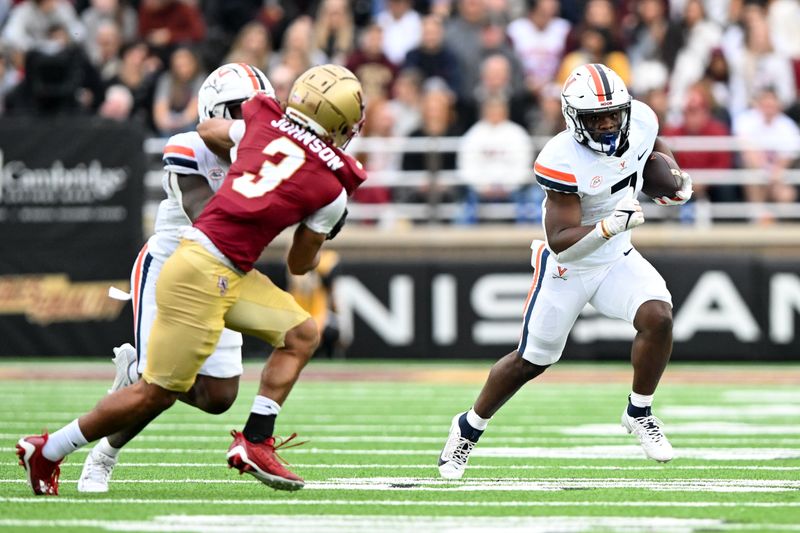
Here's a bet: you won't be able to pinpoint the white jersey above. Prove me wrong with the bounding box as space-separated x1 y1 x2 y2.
149 132 229 262
535 100 659 267
131 131 243 377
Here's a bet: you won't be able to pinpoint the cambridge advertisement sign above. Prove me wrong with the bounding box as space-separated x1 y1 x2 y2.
0 118 144 356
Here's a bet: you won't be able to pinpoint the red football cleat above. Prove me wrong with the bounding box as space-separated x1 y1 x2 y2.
16 434 62 496
226 430 305 491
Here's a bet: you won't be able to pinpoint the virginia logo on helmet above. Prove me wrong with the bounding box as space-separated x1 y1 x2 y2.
285 64 365 149
198 63 274 122
561 63 631 156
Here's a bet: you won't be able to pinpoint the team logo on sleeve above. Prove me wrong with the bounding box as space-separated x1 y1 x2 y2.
209 167 226 182
552 266 569 280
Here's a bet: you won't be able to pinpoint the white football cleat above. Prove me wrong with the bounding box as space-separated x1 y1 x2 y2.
77 448 117 493
438 413 478 479
109 343 138 393
621 409 674 462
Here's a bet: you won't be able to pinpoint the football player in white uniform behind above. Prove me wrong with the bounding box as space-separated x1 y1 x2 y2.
76 63 275 492
439 63 693 478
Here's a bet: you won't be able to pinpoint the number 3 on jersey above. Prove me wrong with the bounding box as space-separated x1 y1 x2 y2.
232 137 305 198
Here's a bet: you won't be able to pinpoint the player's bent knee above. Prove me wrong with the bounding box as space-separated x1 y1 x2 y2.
199 395 236 415
138 381 179 412
187 376 239 414
511 351 550 381
635 300 673 335
285 318 320 357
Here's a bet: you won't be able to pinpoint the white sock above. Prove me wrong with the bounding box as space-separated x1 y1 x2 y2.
95 437 121 459
629 391 654 408
466 408 491 431
42 419 88 462
251 395 281 416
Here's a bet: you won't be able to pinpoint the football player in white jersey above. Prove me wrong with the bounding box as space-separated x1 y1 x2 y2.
76 63 275 492
438 63 693 478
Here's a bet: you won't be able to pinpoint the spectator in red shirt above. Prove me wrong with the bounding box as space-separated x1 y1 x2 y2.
346 22 397 102
138 0 205 61
661 84 735 202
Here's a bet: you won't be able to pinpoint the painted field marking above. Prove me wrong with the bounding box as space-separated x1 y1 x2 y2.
3 445 796 460
0 514 774 533
4 477 800 492
563 423 800 436
318 476 800 492
474 446 800 460
5 462 800 471
662 405 800 418
3 497 800 508
724 391 800 403
6 433 800 447
6 421 800 436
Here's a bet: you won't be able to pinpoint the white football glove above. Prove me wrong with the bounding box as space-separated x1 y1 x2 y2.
597 190 644 239
653 170 693 206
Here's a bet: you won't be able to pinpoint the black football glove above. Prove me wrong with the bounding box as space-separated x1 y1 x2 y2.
326 208 348 240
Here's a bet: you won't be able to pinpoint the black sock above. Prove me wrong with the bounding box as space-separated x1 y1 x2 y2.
243 413 276 443
458 413 484 442
627 399 652 418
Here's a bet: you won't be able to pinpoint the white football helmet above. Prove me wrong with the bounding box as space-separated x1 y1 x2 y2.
197 63 274 122
561 63 631 156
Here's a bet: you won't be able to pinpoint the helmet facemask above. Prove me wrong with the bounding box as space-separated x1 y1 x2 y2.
210 98 246 120
566 102 631 155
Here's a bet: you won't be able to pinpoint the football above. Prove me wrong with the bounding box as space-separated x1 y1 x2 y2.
642 151 682 199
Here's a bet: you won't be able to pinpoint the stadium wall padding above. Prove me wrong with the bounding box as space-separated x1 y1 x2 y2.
273 254 798 362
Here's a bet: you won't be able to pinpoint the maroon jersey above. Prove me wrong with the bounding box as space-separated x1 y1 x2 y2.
194 94 366 271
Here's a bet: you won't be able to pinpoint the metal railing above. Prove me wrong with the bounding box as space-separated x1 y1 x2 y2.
142 135 800 231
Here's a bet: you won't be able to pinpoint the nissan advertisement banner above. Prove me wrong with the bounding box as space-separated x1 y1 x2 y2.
331 255 800 362
0 118 144 356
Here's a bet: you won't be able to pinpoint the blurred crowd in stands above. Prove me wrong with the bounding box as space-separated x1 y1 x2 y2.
1 0 799 223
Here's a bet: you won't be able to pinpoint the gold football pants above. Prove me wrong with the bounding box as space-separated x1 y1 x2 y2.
142 240 310 392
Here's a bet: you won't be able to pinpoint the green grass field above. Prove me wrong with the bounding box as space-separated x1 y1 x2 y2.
1 360 800 532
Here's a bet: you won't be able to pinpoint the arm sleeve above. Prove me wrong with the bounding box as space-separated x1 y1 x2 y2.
228 119 246 145
551 223 608 263
303 190 347 234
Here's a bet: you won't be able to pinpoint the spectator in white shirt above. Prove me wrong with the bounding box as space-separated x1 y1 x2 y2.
457 95 535 224
376 0 422 66
506 0 570 104
1 0 85 65
733 85 800 222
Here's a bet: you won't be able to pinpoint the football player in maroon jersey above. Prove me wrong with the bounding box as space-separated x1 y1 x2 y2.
17 64 366 495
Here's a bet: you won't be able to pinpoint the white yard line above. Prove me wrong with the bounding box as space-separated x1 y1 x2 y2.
474 446 800 460
4 477 800 492
2 497 800 508
7 432 800 446
724 391 800 403
5 462 800 471
563 423 800 436
662 406 800 418
0 515 743 533
6 421 800 436
3 445 796 460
